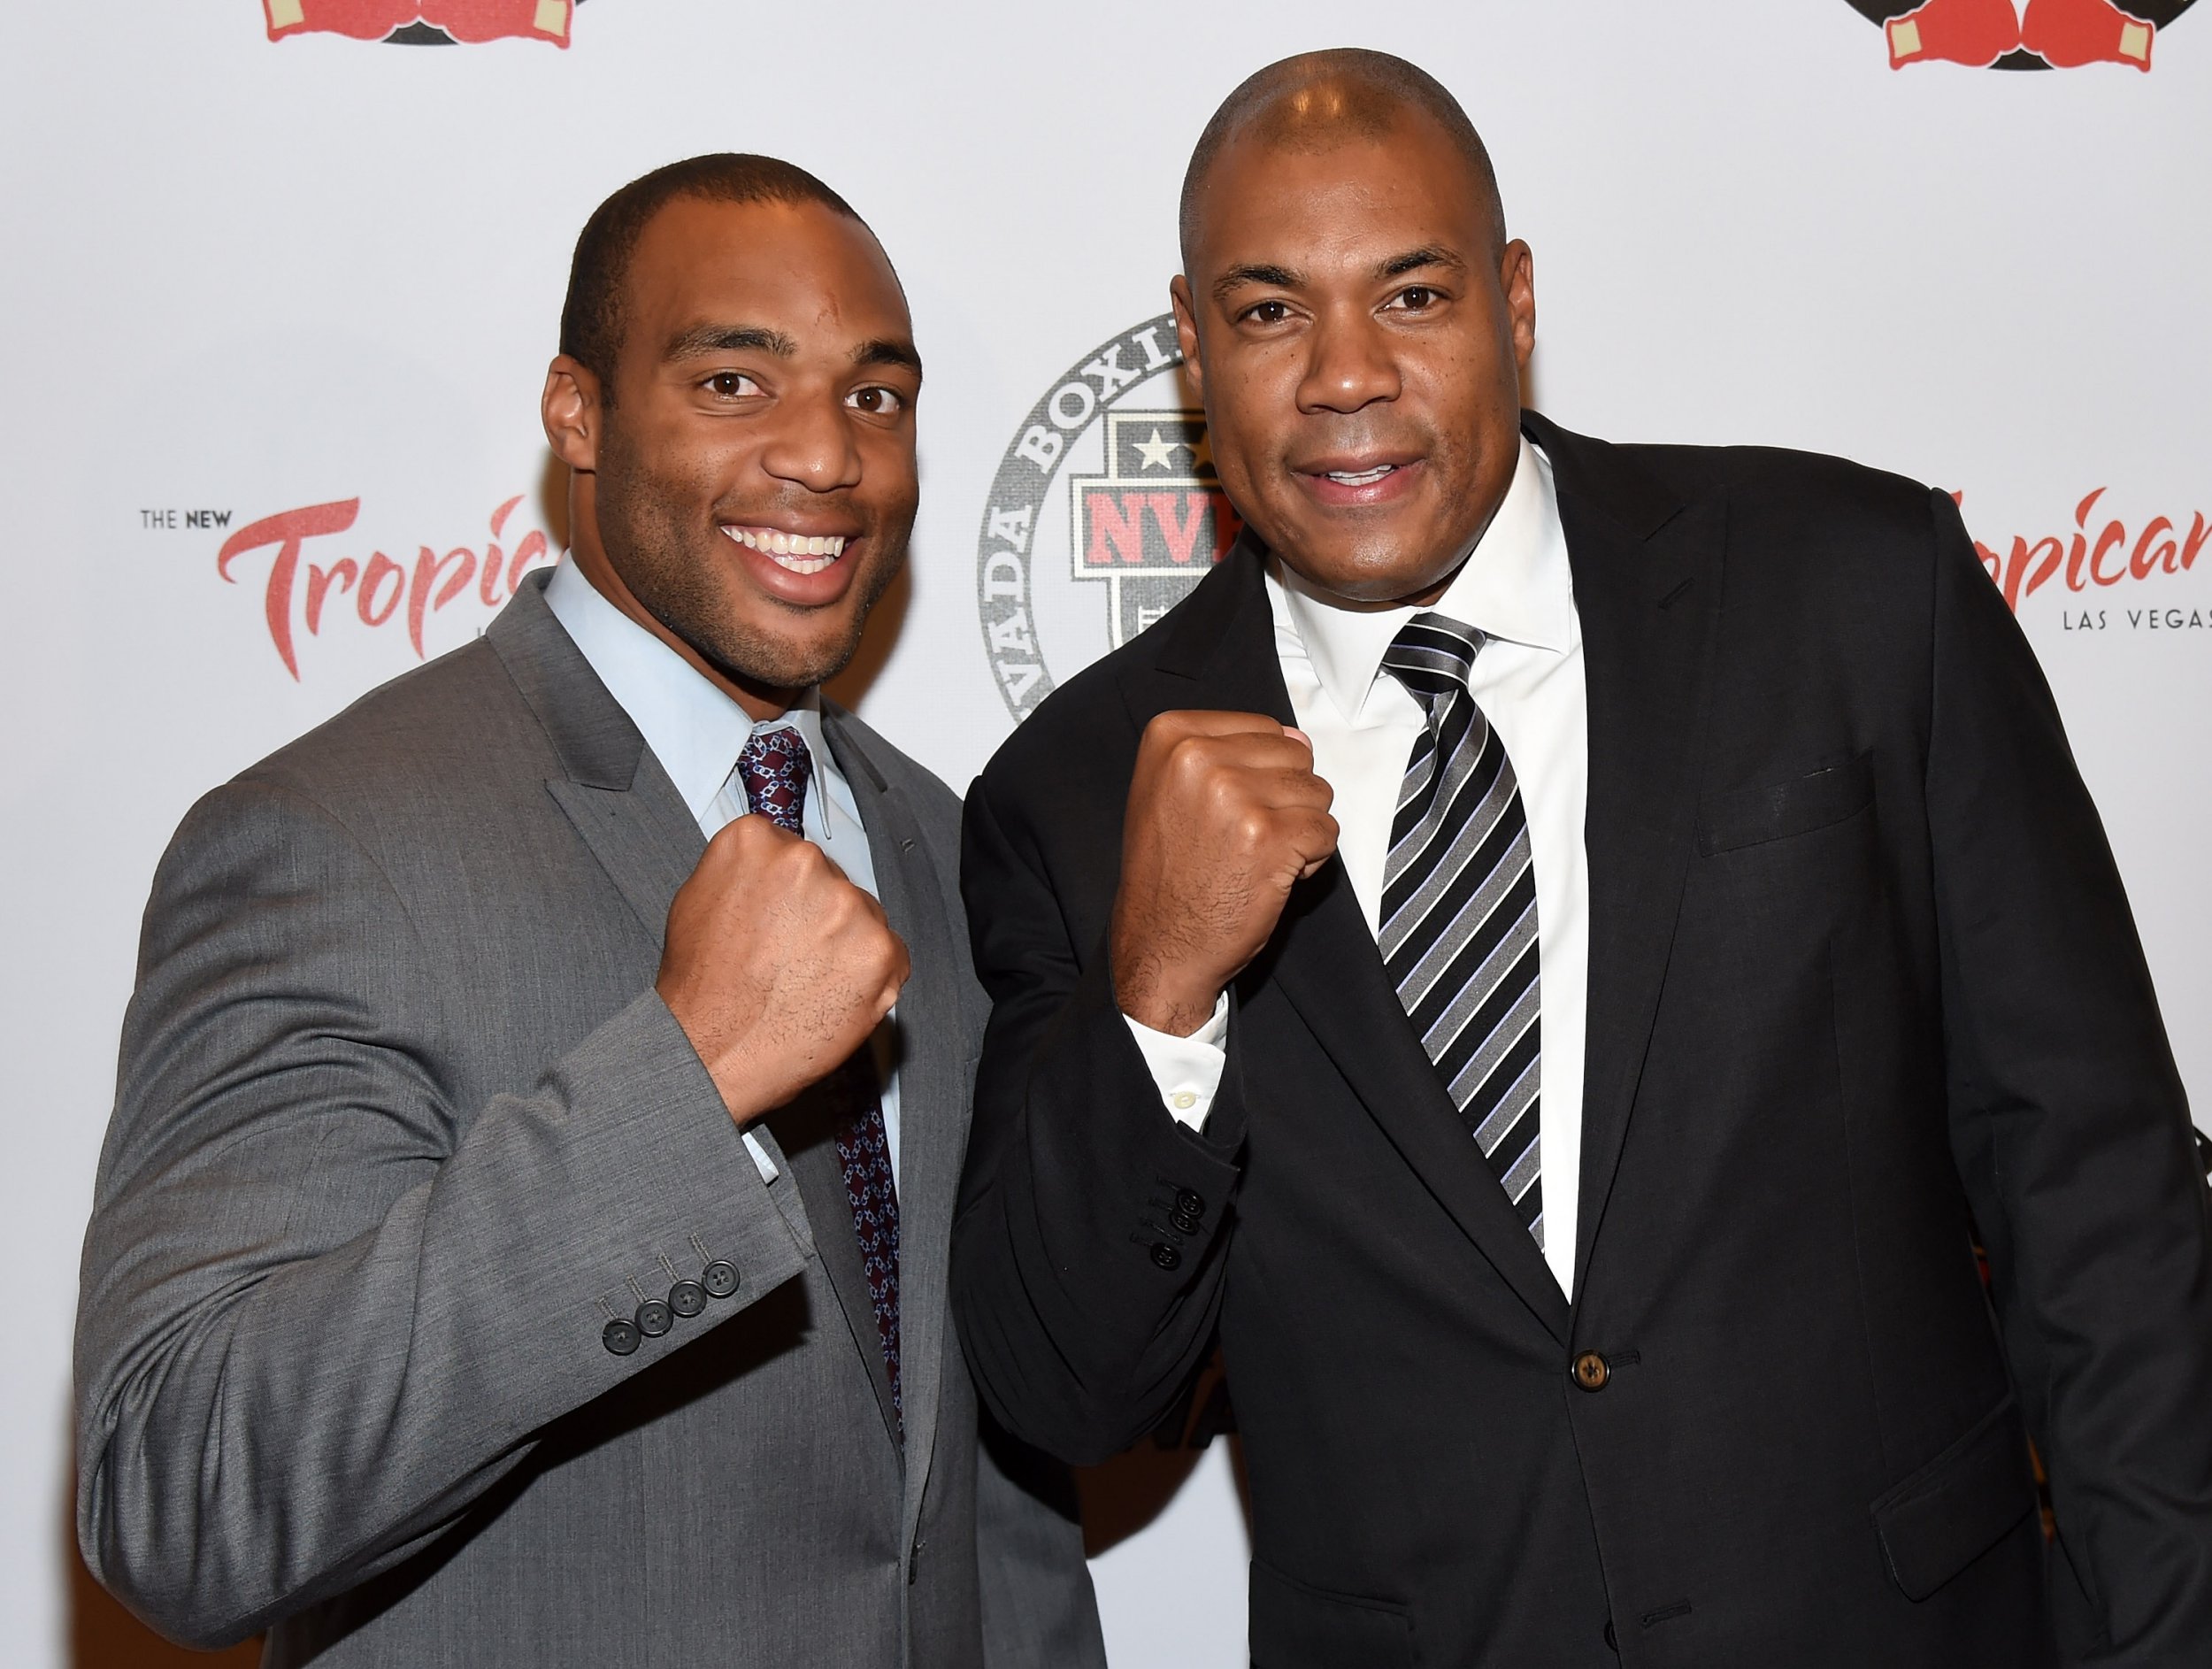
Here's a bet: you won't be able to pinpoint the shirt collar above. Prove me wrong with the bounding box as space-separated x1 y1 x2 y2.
1271 435 1571 725
542 556 824 824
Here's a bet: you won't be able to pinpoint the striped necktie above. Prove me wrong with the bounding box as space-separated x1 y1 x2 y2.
735 727 903 1426
1379 613 1543 1249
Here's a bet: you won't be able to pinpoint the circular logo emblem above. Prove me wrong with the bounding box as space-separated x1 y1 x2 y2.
975 315 1244 721
1844 0 2193 70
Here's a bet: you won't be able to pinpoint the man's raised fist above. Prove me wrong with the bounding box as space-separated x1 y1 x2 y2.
657 815 910 1123
1111 711 1339 1039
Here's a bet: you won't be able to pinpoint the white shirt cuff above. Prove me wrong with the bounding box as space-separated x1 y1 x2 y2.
741 1128 780 1183
1125 994 1230 1130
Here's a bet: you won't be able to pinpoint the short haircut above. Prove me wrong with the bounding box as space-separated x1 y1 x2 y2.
560 153 867 399
1179 50 1508 271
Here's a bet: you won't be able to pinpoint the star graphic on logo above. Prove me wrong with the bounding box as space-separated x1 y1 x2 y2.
1133 428 1187 472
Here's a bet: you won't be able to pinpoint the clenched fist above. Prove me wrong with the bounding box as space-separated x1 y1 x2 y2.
1112 710 1339 1037
657 815 910 1124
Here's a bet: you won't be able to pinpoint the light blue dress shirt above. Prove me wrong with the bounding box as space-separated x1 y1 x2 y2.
543 557 902 1188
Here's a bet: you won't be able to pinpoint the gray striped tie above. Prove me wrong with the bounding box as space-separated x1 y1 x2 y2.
1379 612 1542 1249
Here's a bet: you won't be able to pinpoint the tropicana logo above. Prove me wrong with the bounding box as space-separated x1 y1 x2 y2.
217 495 553 678
262 0 578 46
1962 488 2210 615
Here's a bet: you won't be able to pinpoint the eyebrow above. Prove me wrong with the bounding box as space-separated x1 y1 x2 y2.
853 336 924 377
1212 261 1302 304
660 322 920 380
1210 247 1466 304
663 323 795 362
1377 245 1466 280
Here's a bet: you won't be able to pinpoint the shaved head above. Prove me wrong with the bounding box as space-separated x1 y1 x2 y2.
1179 50 1506 272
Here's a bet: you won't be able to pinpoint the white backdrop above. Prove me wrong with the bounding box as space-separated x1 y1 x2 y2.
4 3 2206 1662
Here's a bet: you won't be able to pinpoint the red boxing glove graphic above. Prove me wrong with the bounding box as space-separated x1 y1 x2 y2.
2022 0 2155 66
262 0 570 45
1886 0 2024 66
422 0 572 44
1884 0 2155 67
264 0 414 39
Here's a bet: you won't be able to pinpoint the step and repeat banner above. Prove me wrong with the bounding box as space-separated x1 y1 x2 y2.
3 3 2204 1663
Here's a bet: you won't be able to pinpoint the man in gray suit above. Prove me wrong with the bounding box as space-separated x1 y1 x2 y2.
74 153 1104 1667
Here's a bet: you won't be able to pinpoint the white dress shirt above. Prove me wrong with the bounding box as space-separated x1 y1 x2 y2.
1129 439 1589 1295
543 557 902 1189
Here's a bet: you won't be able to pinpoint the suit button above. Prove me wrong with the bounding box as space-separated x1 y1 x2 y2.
636 1297 674 1338
1571 1350 1609 1391
603 1318 641 1356
702 1258 741 1298
668 1279 708 1319
1149 1242 1182 1272
1169 1210 1202 1235
1175 1188 1206 1218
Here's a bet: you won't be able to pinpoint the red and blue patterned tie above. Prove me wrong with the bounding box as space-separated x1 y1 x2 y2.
736 727 902 1428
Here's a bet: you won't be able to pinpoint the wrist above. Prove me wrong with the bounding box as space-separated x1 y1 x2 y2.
657 981 778 1126
1113 958 1223 1038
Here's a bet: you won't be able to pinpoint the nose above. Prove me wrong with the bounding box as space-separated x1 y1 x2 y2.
1295 305 1402 416
758 385 864 493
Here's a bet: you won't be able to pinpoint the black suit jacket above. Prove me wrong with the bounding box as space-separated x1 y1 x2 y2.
951 415 2212 1667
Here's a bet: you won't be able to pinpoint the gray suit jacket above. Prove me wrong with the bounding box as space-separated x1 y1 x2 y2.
74 574 1105 1667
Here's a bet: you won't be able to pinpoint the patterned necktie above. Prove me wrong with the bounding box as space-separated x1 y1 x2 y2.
1379 614 1543 1249
735 726 903 1425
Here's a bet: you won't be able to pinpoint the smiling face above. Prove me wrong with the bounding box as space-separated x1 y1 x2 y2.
543 194 920 716
1171 112 1534 609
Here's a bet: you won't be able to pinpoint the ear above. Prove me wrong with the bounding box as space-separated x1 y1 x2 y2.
541 356 603 473
1500 240 1536 375
1169 273 1204 401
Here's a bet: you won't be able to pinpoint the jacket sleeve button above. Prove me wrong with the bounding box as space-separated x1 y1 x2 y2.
603 1318 641 1357
1149 1242 1182 1272
636 1297 675 1338
668 1279 708 1319
702 1258 741 1298
1175 1188 1206 1218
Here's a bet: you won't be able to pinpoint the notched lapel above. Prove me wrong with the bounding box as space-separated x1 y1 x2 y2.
1141 532 1296 725
1265 865 1573 1343
1532 417 1727 1294
823 712 963 1518
544 768 703 955
1156 541 1572 1342
487 573 706 950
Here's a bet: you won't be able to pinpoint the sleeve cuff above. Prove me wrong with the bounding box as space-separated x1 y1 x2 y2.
1124 994 1229 1130
740 1128 780 1183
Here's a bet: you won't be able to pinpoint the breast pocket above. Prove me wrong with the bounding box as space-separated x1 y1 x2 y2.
1697 751 1876 857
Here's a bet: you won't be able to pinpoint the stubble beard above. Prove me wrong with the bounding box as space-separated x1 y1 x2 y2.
595 430 909 696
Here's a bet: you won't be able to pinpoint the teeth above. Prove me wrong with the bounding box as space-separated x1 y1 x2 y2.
722 526 848 573
1326 465 1395 486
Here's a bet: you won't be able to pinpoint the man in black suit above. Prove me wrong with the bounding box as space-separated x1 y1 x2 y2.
951 49 2212 1668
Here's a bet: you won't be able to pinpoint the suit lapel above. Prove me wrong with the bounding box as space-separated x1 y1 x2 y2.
488 574 705 955
772 1088 903 1450
1525 415 1725 1296
824 711 965 1527
1143 541 1573 1344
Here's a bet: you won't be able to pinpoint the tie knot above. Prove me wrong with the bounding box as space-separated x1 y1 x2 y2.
737 726 812 834
1381 611 1486 702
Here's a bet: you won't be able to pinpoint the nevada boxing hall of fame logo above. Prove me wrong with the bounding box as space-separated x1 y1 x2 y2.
975 316 1241 721
1849 0 2194 68
260 0 581 46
